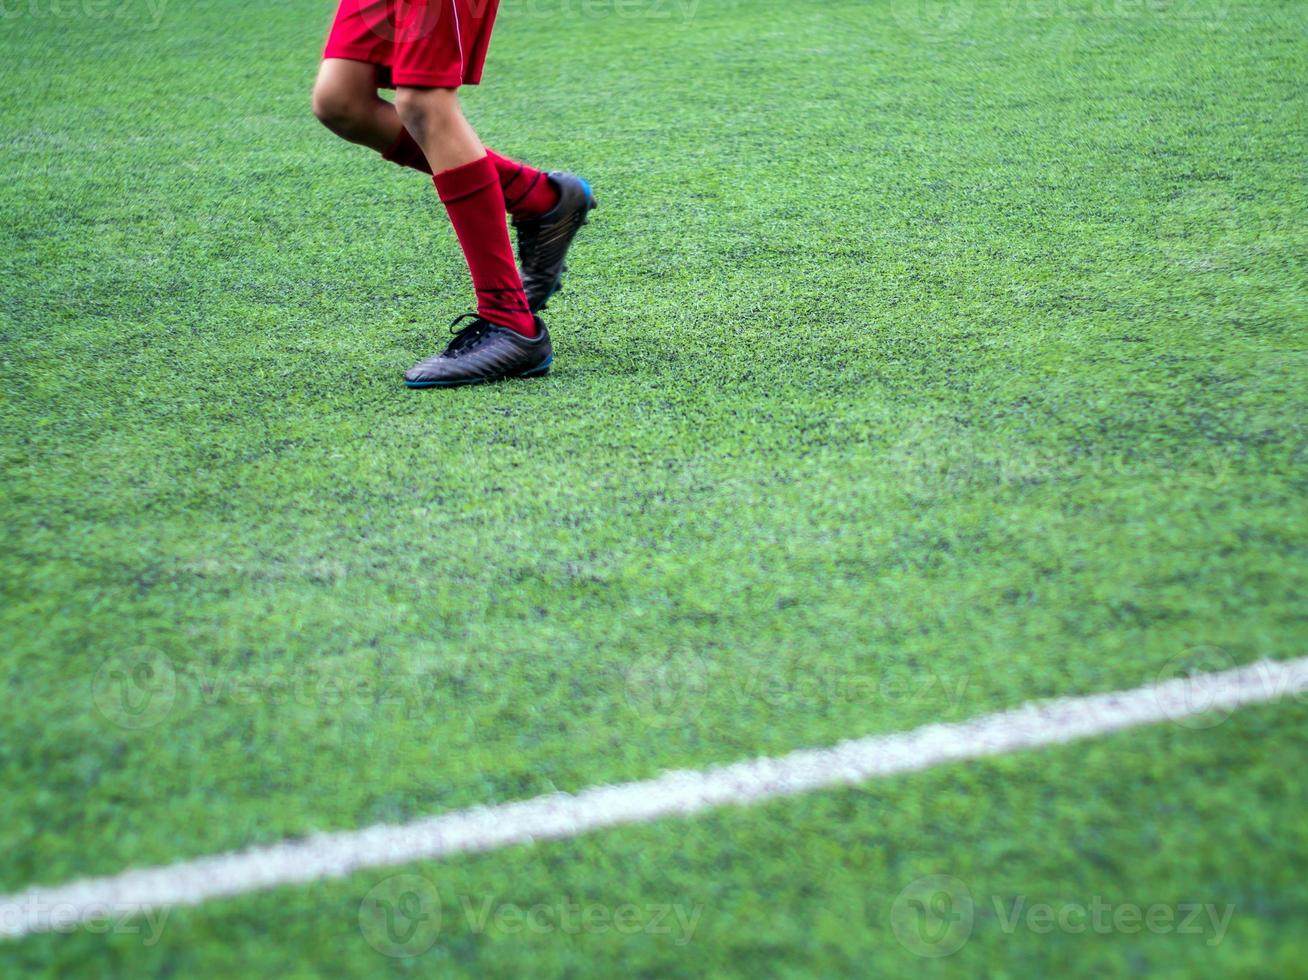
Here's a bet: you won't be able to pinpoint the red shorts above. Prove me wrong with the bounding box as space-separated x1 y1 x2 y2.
323 0 500 88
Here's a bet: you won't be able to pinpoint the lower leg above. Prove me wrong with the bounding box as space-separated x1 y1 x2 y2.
382 143 561 220
314 61 557 218
393 86 484 173
395 87 535 337
485 151 560 220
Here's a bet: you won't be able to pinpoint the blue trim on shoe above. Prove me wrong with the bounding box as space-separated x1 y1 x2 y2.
520 354 553 377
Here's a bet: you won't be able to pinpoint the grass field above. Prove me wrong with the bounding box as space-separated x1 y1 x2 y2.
2 0 1306 974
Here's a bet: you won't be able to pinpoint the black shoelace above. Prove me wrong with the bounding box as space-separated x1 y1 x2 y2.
442 314 493 358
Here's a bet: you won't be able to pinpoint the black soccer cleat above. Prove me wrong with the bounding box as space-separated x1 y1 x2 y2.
404 313 553 389
513 172 597 313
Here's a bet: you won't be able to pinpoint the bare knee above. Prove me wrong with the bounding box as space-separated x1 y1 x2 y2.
312 79 370 135
393 87 461 141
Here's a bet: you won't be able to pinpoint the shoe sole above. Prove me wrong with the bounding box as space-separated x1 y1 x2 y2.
404 354 553 389
536 180 597 312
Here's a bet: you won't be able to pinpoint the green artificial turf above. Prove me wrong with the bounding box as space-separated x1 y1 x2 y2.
8 700 1306 977
1 0 1305 974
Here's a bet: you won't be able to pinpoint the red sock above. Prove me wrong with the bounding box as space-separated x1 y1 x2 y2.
387 139 558 223
433 156 536 338
486 149 560 220
382 128 432 175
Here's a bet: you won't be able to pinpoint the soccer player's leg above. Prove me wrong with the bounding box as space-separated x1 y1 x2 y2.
394 86 551 388
317 0 433 171
311 58 402 154
486 151 597 313
312 57 441 173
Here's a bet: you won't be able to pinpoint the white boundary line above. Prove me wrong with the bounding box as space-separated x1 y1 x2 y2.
3 657 1304 940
